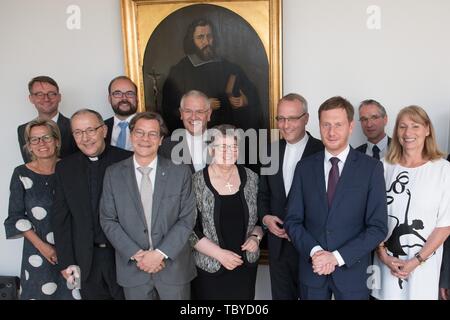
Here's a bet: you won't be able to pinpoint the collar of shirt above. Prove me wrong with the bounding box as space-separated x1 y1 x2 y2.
187 54 221 67
366 134 388 156
282 134 309 195
51 112 60 123
324 145 350 189
185 130 208 171
285 133 309 153
133 155 158 190
113 114 135 127
84 145 108 162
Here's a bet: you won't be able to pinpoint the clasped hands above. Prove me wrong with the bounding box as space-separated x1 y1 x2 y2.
216 236 260 271
381 254 419 280
311 250 338 275
132 249 165 274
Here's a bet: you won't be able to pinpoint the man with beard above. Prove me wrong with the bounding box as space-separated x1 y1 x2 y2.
105 76 138 151
162 18 260 133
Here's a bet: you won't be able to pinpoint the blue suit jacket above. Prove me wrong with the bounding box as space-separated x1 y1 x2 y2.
284 148 388 291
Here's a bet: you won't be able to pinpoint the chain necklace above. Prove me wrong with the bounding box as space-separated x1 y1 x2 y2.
211 164 235 192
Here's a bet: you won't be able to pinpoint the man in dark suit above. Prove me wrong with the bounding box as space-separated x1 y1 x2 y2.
17 76 77 162
159 90 212 173
356 99 391 159
258 93 323 299
284 96 388 300
100 112 196 299
104 76 138 151
440 155 450 300
52 109 132 300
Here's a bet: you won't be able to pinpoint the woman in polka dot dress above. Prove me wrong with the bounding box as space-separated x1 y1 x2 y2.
4 119 79 300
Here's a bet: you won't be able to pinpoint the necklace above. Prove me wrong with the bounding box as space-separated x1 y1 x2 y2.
211 165 235 192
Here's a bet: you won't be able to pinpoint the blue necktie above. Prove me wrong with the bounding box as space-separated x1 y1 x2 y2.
372 145 380 160
117 121 128 150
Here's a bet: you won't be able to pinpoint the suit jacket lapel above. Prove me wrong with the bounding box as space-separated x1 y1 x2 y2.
151 156 168 228
277 140 287 199
122 157 147 226
313 152 328 213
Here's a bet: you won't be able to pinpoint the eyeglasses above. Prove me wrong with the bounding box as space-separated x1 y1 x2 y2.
180 108 210 116
111 91 136 99
132 129 160 139
359 114 383 123
72 125 103 138
275 113 307 123
31 92 59 100
212 144 238 152
320 122 345 130
29 134 54 145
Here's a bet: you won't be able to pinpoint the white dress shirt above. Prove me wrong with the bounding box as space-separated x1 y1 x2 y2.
185 131 208 172
282 134 309 195
310 145 351 267
111 114 135 151
133 155 167 258
365 134 389 159
51 112 59 123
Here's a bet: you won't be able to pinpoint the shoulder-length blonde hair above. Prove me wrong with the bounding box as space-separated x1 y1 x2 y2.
385 105 444 164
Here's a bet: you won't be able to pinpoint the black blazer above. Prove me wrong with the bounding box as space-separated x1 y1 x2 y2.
355 136 392 154
258 133 324 259
17 113 78 163
51 146 132 281
104 117 114 146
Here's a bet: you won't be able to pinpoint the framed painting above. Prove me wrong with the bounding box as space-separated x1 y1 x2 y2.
120 0 282 132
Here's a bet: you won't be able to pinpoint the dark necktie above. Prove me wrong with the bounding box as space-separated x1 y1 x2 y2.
327 157 340 207
372 145 380 160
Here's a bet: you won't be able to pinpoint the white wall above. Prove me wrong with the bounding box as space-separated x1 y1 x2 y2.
1 0 449 288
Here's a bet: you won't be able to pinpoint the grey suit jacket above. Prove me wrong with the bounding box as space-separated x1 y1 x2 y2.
100 156 197 288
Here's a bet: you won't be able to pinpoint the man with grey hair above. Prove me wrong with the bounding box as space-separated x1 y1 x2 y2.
258 93 323 299
356 99 391 160
159 90 212 173
52 109 132 300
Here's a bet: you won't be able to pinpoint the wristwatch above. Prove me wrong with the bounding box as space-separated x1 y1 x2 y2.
251 234 262 243
414 252 426 265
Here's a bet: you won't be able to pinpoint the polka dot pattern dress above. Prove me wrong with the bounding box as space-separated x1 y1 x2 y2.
4 165 80 300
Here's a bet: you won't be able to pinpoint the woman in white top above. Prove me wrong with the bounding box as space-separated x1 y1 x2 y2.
372 105 450 300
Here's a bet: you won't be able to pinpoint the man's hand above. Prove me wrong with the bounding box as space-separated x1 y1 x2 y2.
61 265 81 288
209 98 221 110
440 288 450 300
262 215 290 240
311 251 338 275
241 236 260 253
136 250 165 273
228 90 248 109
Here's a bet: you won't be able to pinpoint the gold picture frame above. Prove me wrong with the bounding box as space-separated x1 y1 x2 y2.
120 0 282 130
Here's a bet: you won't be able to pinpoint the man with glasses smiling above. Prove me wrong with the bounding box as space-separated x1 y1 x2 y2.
18 76 77 163
258 93 323 299
160 90 212 173
100 112 196 300
104 76 139 151
356 99 391 160
52 109 132 300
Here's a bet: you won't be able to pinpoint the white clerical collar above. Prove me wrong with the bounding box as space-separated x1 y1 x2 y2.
187 54 221 67
286 133 309 150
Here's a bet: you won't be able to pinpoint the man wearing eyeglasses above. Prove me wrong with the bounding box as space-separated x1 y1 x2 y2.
52 109 132 300
17 76 78 163
100 112 196 300
258 93 323 299
356 99 391 160
104 76 139 151
159 90 212 173
284 96 388 300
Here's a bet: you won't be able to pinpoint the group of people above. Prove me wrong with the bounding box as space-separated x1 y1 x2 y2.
4 74 450 300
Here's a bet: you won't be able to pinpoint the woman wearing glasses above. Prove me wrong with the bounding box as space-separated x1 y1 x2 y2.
371 106 450 300
4 119 77 299
190 124 263 300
